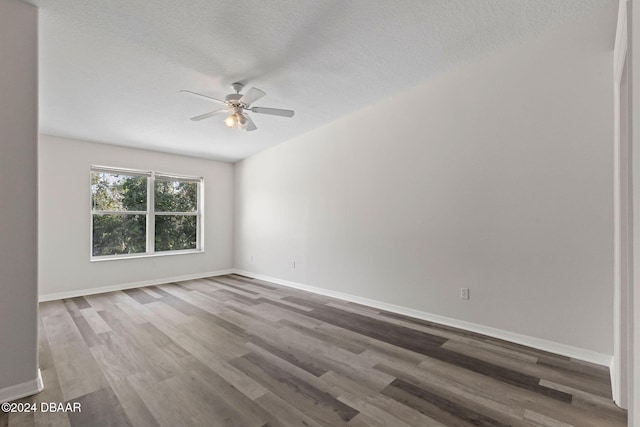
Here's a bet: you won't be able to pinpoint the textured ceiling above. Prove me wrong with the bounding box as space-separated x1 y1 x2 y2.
27 0 613 162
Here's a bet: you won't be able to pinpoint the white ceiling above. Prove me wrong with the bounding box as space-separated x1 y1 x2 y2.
27 0 613 162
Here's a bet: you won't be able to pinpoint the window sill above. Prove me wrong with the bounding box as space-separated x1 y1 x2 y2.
90 249 204 262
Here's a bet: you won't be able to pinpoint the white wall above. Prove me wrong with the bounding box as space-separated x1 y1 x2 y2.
234 7 615 356
0 0 40 399
39 135 234 299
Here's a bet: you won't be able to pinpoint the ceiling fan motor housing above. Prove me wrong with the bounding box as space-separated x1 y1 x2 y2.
226 82 248 106
225 93 243 105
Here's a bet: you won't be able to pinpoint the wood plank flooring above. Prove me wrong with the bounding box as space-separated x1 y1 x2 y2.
1 274 627 426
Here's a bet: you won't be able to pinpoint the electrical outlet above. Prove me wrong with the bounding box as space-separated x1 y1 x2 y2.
460 288 470 300
292 261 296 269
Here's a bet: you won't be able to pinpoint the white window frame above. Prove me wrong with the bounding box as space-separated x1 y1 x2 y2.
90 166 204 261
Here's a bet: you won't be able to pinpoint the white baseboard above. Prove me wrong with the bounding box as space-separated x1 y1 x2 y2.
234 270 613 367
609 358 628 409
610 359 619 406
0 369 43 404
39 269 234 302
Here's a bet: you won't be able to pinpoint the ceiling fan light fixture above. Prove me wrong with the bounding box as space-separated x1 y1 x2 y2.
224 112 248 129
237 113 248 128
224 114 236 128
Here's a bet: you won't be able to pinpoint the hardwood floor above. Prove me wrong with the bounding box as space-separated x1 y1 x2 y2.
1 274 627 426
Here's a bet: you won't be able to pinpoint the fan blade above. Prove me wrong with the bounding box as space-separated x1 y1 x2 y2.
239 87 266 106
180 90 227 105
244 114 257 131
251 106 295 117
190 109 228 121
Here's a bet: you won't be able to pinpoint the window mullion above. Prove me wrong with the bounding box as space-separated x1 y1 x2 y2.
91 210 148 215
147 174 155 254
154 212 198 216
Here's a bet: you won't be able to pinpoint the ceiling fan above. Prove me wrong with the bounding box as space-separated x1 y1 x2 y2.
180 82 295 132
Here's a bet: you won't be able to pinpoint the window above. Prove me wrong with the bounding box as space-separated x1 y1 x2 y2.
154 175 200 252
91 167 203 259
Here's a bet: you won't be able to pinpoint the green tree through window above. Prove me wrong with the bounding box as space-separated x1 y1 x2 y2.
154 179 199 251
